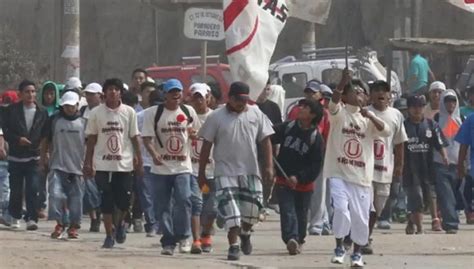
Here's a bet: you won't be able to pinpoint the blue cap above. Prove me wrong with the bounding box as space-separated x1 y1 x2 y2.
163 79 183 92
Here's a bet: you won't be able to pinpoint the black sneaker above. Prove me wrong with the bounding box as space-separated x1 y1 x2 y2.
89 219 100 232
115 224 127 244
240 234 253 255
102 236 115 249
227 245 240 260
286 238 300 255
361 238 373 255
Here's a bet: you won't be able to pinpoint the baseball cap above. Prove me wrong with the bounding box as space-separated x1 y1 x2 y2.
407 95 426 107
304 80 322 93
60 91 80 106
369 80 390 92
65 77 82 90
444 91 457 102
393 98 408 110
229 81 250 100
84 82 102 94
190 83 209 97
429 81 446 92
164 79 183 92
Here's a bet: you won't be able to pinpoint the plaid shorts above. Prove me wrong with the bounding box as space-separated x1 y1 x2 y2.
215 175 263 230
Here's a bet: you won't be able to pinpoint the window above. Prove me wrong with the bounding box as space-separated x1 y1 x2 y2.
191 74 218 84
321 68 355 85
282 72 307 98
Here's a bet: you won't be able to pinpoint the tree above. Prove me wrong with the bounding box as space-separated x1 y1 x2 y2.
0 26 40 90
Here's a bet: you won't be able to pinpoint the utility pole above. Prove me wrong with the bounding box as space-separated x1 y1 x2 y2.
301 21 316 60
60 0 80 81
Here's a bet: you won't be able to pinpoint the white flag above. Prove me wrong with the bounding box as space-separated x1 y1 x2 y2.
447 0 474 12
287 0 332 25
224 0 288 100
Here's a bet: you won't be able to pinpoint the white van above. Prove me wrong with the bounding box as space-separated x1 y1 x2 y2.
269 47 402 116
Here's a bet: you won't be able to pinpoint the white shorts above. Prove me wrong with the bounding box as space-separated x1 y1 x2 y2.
330 177 371 246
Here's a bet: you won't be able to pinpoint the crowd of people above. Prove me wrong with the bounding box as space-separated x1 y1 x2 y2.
0 66 473 268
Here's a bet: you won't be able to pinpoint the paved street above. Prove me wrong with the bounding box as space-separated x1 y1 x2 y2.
0 214 473 269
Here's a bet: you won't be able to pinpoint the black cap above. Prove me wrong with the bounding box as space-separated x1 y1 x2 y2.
393 98 408 110
369 80 390 92
229 82 250 100
444 95 457 102
407 95 426 107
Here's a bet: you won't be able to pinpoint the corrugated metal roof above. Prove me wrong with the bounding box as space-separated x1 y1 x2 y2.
389 38 474 53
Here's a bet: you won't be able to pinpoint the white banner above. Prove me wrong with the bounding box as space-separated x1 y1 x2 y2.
287 0 332 24
447 0 474 12
224 0 288 100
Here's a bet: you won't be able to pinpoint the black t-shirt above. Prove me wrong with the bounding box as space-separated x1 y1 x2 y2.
257 100 282 125
403 118 447 187
272 121 324 184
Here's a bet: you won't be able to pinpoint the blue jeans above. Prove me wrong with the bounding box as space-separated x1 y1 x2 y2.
276 185 312 244
0 162 9 215
8 160 40 222
434 164 460 230
48 170 84 225
190 175 203 216
83 178 101 213
154 173 192 247
139 167 164 232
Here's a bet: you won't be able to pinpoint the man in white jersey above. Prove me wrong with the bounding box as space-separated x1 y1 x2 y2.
325 70 390 267
189 83 216 253
362 81 407 254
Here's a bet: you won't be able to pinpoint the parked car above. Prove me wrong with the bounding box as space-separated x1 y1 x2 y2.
146 55 232 102
269 47 402 116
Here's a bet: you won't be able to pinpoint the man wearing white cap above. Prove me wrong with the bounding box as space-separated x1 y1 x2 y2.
41 91 86 239
80 82 103 233
425 81 446 120
81 83 103 119
189 83 216 253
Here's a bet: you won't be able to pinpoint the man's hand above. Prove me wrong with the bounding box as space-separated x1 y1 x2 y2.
198 173 207 189
152 153 163 166
83 164 95 179
18 137 31 146
442 155 449 166
360 107 375 119
262 167 274 183
287 176 298 189
134 158 144 178
188 128 198 140
393 165 403 178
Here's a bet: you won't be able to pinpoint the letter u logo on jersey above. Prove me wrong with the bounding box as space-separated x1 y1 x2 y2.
344 138 362 159
167 136 184 154
374 139 385 160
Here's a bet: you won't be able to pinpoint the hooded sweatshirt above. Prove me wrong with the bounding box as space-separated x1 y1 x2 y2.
433 89 461 165
38 81 60 116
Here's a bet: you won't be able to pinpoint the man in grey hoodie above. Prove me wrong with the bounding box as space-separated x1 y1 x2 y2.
433 89 462 234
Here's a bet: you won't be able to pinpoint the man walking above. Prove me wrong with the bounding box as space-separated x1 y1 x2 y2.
198 82 274 261
83 78 143 248
142 79 201 255
2 80 49 230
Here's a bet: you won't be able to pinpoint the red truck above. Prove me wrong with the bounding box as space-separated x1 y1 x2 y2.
146 55 232 102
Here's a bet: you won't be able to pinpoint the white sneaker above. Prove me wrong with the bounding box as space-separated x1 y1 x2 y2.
331 247 346 264
26 220 38 231
351 253 364 267
179 239 192 253
10 218 20 229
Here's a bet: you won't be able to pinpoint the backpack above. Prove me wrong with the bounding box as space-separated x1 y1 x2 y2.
284 120 318 146
154 104 193 148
